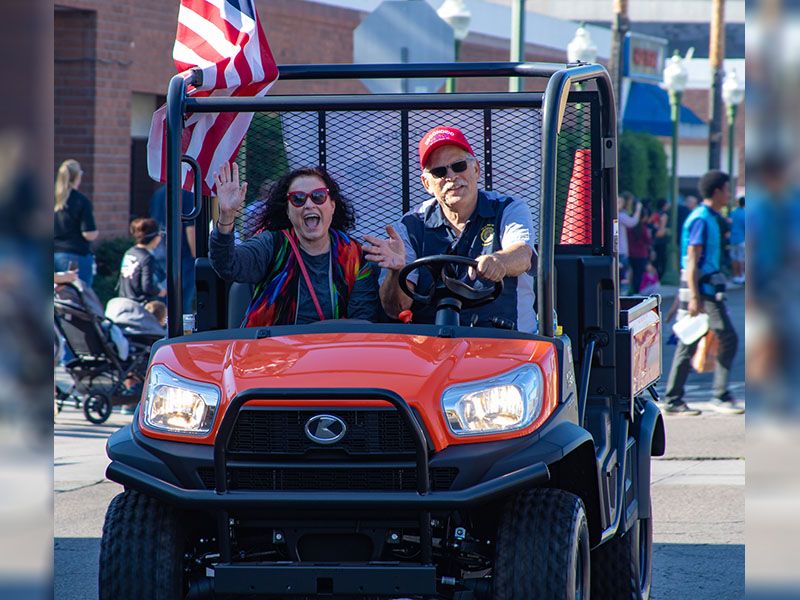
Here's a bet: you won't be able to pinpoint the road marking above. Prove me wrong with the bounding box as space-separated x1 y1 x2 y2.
651 458 744 486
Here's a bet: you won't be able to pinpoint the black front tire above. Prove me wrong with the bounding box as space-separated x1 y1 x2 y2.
494 488 590 599
83 393 111 424
590 510 653 600
99 490 187 600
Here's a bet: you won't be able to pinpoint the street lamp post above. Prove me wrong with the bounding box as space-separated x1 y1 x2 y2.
566 25 597 136
662 51 688 284
509 0 525 92
437 0 472 93
722 69 745 207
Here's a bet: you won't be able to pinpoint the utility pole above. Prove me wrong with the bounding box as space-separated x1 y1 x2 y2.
708 0 725 170
609 0 629 115
509 0 525 92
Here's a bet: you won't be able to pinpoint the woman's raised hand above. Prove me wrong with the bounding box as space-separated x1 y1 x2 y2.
213 162 248 218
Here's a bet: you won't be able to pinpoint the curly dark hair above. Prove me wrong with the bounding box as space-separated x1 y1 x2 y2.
261 167 356 233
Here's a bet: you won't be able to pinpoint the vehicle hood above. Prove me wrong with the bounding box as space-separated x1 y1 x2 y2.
145 331 558 449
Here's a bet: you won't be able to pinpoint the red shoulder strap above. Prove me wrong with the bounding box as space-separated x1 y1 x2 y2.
282 230 325 321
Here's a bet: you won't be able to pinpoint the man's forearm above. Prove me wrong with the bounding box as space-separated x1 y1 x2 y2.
685 245 701 300
379 270 412 318
494 243 534 277
686 262 700 300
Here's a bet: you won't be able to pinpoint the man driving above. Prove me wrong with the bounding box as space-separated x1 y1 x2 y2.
364 126 537 331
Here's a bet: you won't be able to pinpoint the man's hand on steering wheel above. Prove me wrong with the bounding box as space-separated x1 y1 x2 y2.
469 254 507 282
398 255 503 309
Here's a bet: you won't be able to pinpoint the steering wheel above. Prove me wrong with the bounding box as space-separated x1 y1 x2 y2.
398 255 503 310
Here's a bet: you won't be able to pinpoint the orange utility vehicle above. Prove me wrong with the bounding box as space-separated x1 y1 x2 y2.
99 62 665 599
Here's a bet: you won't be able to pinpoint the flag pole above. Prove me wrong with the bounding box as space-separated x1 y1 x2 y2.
166 74 187 338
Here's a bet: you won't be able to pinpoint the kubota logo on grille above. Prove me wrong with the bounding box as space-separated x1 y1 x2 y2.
304 414 347 444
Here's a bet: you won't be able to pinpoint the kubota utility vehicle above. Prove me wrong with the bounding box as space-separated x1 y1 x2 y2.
99 62 665 599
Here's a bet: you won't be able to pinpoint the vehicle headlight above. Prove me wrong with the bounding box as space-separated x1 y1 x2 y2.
143 365 220 434
442 365 543 435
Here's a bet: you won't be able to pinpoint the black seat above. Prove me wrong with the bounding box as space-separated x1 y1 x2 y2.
228 282 253 328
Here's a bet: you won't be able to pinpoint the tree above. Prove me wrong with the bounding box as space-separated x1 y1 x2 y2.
619 131 667 201
618 131 648 198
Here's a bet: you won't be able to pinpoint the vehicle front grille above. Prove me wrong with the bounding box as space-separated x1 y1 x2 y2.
197 466 458 492
228 408 417 457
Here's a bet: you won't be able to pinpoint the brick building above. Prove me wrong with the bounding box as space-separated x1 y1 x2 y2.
55 0 589 238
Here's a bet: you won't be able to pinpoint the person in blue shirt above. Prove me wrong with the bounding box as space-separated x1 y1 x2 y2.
729 196 746 284
663 170 743 416
364 126 536 331
148 185 196 314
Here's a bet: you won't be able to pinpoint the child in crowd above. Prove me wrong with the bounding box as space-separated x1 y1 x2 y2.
144 300 168 327
639 261 661 295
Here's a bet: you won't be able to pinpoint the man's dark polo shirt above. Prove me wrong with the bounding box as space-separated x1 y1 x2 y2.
380 191 537 331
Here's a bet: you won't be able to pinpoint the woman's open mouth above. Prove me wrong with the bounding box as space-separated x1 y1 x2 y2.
303 214 321 230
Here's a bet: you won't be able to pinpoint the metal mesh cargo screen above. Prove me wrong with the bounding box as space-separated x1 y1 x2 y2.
226 98 597 246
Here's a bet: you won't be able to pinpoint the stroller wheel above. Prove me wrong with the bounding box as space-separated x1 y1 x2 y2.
84 393 112 424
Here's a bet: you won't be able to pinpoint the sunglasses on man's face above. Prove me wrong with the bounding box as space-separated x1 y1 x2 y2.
287 187 330 208
426 159 472 180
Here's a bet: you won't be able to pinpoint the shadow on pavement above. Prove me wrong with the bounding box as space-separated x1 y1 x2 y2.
652 542 744 599
54 537 100 600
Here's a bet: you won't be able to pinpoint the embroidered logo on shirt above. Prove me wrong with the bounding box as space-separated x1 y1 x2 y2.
480 224 495 247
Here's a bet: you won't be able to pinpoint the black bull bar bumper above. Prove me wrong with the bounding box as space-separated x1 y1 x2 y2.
108 387 550 511
105 459 550 510
109 387 550 567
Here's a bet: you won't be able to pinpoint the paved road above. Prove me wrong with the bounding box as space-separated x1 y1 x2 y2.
54 286 745 599
650 285 745 599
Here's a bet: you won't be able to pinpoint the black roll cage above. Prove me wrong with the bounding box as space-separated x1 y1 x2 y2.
163 61 618 339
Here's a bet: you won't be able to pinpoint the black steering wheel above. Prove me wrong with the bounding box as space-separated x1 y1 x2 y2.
398 254 503 310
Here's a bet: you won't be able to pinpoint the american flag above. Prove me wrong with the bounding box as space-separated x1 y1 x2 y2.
147 0 279 194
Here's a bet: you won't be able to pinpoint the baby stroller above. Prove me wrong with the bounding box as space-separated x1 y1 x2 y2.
54 282 164 424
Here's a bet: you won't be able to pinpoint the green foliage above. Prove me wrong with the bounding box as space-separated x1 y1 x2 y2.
642 134 668 200
619 131 668 201
618 132 649 198
240 112 290 203
93 236 132 306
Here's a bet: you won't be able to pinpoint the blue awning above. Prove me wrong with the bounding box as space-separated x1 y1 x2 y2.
623 80 707 139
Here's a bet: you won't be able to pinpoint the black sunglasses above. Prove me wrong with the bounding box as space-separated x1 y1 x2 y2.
426 159 471 179
287 187 330 208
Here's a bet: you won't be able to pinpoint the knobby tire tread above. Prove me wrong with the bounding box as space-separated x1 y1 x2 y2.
590 516 652 600
494 488 589 599
98 490 184 600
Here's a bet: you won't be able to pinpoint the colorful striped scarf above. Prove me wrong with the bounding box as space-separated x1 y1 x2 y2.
243 228 371 327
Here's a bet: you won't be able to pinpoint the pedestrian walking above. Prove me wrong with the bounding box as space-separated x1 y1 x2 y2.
54 159 98 287
650 199 671 277
627 204 652 296
677 194 698 250
662 170 744 416
729 196 745 284
618 191 641 288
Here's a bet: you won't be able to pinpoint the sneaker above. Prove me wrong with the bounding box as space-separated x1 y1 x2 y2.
709 397 745 414
120 382 143 398
120 403 137 415
662 402 702 416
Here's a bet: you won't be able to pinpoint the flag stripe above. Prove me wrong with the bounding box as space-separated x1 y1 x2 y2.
147 0 279 195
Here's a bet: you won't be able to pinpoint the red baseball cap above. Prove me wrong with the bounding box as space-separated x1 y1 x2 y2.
418 126 475 168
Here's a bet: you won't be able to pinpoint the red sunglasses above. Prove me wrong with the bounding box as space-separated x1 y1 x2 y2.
287 187 330 208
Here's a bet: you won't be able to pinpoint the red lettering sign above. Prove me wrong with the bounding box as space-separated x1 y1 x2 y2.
633 47 658 69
